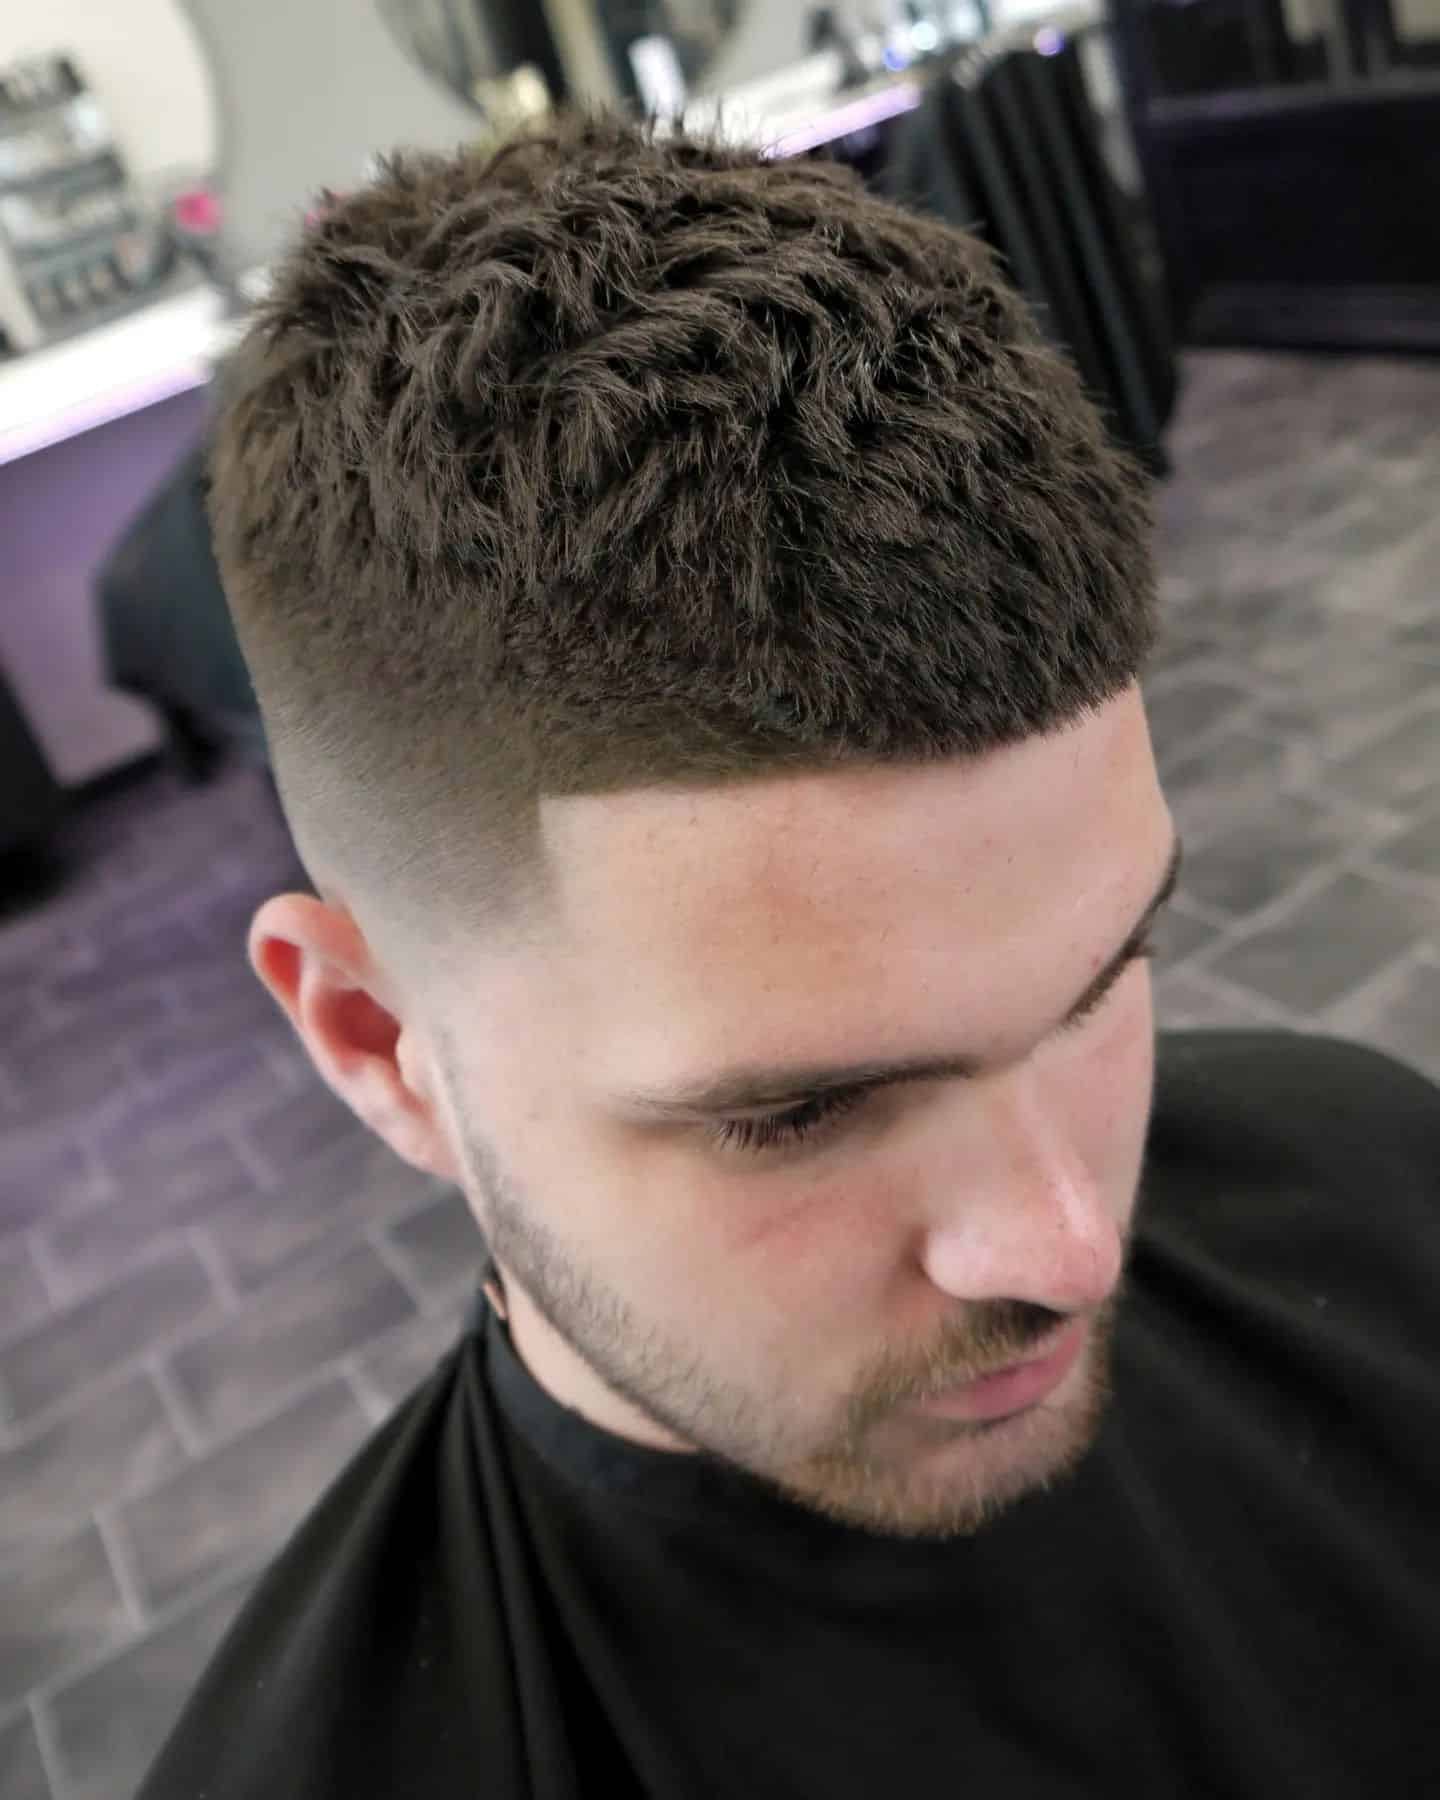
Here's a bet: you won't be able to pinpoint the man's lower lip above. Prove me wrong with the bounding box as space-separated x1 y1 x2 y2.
911 1321 1088 1422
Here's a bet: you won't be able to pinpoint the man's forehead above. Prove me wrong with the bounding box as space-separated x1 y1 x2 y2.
535 695 1157 958
448 695 1165 1110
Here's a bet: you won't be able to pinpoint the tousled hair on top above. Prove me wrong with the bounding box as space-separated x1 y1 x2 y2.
207 109 1157 989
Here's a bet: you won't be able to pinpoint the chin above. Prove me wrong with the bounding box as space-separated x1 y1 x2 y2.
778 1325 1114 1540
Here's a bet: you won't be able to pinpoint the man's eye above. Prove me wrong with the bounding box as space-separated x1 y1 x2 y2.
709 1087 869 1157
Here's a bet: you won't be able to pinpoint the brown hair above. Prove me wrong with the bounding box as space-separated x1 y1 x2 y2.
207 110 1156 987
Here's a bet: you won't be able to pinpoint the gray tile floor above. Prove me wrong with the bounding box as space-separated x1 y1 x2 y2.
3 347 1440 1798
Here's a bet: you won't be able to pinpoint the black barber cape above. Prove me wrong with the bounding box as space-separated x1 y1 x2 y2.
137 1031 1440 1799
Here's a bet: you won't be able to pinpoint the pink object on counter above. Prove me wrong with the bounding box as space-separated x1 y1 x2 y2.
173 187 221 235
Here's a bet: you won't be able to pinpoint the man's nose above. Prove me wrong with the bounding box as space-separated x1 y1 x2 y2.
917 1067 1124 1316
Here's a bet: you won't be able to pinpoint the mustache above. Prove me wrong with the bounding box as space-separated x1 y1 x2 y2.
845 1299 1080 1430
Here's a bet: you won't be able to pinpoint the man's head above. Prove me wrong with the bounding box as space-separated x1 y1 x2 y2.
215 112 1171 1538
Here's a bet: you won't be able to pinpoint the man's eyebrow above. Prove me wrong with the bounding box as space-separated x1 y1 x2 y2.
613 835 1184 1120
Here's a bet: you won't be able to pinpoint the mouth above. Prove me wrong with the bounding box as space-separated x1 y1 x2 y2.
910 1320 1089 1424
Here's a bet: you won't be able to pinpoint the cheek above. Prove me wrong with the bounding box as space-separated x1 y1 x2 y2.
534 1110 855 1325
674 1166 886 1332
1056 970 1156 1198
598 1139 906 1357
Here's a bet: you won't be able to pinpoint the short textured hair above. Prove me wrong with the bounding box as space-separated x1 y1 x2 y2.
207 109 1157 987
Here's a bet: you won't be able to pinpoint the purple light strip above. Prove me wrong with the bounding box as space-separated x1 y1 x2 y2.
0 359 210 467
767 79 923 159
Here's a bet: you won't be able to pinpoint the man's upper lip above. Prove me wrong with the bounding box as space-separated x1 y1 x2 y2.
974 1322 1081 1382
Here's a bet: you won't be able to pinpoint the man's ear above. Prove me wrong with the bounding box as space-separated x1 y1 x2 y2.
247 892 461 1183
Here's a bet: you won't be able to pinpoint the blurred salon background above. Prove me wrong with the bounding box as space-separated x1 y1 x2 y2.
1 1 1438 1794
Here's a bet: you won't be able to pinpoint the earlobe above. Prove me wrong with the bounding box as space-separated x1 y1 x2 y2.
392 1028 466 1184
386 1111 464 1184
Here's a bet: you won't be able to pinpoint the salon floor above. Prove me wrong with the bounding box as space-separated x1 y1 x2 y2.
3 348 1440 1799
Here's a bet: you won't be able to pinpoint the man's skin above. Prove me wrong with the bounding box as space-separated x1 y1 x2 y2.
248 684 1178 1537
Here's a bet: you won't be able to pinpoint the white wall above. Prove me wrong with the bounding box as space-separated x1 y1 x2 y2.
0 0 218 193
178 0 497 273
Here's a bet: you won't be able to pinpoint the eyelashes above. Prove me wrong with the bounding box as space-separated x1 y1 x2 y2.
710 1084 868 1156
708 936 1158 1161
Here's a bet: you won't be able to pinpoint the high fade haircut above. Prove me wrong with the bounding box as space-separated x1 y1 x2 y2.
206 108 1157 994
